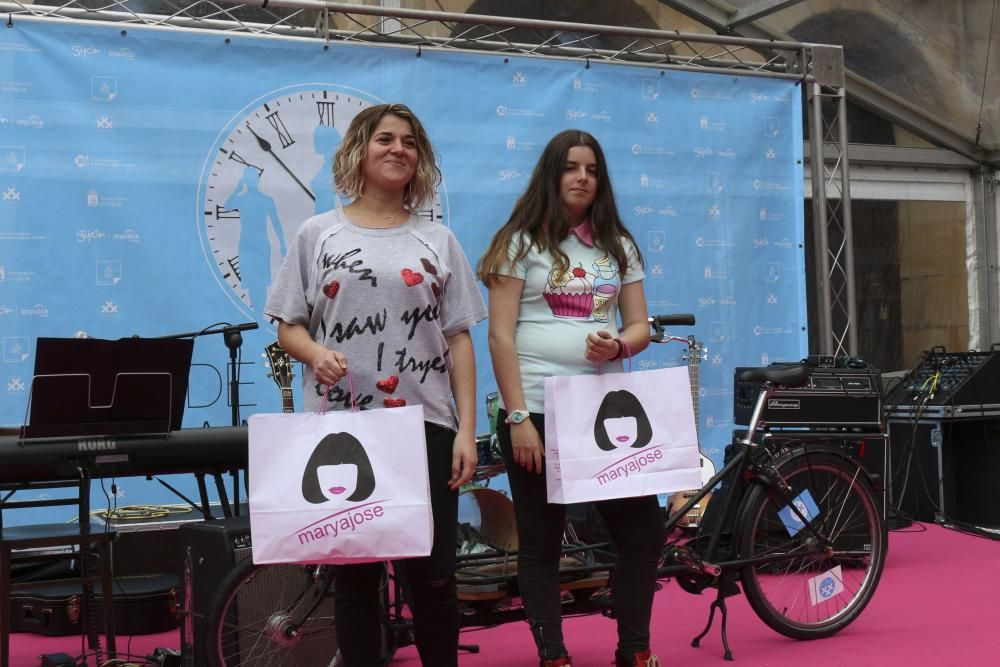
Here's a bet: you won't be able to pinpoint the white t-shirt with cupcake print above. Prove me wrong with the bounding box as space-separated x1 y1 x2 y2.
499 229 644 413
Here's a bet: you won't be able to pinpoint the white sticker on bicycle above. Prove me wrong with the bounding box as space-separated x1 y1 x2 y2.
807 565 845 605
778 489 820 537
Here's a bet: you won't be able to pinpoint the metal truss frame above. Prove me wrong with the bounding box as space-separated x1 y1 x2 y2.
0 0 854 354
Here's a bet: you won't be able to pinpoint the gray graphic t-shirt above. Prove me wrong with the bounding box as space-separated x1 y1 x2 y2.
264 209 487 429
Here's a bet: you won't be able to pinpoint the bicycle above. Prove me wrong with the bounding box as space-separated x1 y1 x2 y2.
202 316 887 665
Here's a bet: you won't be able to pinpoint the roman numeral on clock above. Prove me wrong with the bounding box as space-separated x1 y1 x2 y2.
222 255 242 281
266 111 295 149
317 101 335 127
212 204 240 220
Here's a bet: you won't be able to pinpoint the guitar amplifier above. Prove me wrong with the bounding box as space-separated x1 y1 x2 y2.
734 361 882 430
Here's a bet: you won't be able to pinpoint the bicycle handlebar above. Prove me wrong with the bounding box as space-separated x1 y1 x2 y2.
648 313 696 327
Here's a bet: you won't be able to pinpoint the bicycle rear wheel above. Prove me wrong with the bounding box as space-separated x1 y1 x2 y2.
204 558 338 666
738 450 886 640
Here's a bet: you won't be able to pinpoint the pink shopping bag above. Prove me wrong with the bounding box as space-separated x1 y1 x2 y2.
248 404 432 564
544 366 701 504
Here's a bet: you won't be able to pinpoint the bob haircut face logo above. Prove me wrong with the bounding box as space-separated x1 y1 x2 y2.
593 390 653 451
301 432 376 504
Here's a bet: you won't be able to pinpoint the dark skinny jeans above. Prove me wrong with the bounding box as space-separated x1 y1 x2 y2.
498 411 665 661
332 422 459 667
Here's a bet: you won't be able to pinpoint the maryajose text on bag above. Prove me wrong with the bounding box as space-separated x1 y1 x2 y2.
544 366 702 504
248 404 433 564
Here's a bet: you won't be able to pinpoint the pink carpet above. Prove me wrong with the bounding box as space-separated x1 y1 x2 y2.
11 523 998 666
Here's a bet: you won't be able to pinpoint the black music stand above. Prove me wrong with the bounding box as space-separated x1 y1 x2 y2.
23 336 194 440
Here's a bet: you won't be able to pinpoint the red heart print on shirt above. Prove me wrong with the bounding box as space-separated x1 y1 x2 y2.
420 258 439 276
383 397 407 408
401 268 424 286
322 281 340 299
376 375 399 394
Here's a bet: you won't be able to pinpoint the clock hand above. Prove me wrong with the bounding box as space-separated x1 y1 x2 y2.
245 123 315 202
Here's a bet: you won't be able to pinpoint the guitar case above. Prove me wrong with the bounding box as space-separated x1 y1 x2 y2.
8 572 180 636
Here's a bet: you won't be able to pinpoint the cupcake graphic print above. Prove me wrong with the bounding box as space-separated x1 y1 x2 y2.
544 264 595 319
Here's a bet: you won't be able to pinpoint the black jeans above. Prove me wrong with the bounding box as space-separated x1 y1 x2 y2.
498 411 665 660
332 422 459 667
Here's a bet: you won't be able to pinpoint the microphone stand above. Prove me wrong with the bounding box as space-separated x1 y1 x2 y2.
153 322 258 518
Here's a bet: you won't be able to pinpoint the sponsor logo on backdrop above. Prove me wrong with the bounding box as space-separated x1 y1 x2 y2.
496 105 543 118
764 117 780 137
705 415 732 430
759 207 785 222
699 386 732 398
750 91 770 103
92 76 118 101
498 169 523 182
0 304 13 316
707 173 724 193
565 109 587 121
765 148 777 159
690 88 731 100
20 304 48 318
109 47 135 60
1 81 30 94
752 179 790 192
764 262 781 282
702 265 729 279
631 144 672 156
694 147 713 158
86 191 126 208
650 264 664 277
72 45 101 57
644 112 659 125
0 266 33 282
647 231 665 252
761 353 771 365
7 377 25 392
642 79 660 99
753 238 770 248
592 111 611 123
753 325 795 336
0 115 7 125
709 321 725 342
718 148 736 158
720 296 736 306
633 205 653 217
15 115 44 129
639 173 667 189
658 206 677 217
638 359 658 370
698 297 716 308
505 136 537 152
708 204 721 217
97 115 114 130
512 71 526 85
710 354 724 367
696 238 735 249
0 147 26 172
74 154 137 171
3 337 29 363
768 293 779 305
96 260 122 286
113 229 140 242
572 78 601 93
2 187 19 202
77 229 106 242
101 300 119 315
774 92 792 104
698 116 727 131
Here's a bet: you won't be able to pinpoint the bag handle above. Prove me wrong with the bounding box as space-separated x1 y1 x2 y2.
318 372 359 414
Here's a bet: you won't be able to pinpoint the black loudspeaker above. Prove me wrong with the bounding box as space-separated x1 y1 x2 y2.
177 517 252 666
177 516 339 667
888 419 1000 527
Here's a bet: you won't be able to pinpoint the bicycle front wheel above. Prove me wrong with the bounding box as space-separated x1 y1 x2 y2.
738 450 886 640
204 558 338 667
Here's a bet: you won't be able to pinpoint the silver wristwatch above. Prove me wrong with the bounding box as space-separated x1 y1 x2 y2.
505 409 530 425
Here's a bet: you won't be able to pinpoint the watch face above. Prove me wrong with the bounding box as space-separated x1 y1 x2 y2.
197 84 446 320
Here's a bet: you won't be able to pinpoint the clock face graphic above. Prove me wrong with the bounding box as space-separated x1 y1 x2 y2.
197 84 447 320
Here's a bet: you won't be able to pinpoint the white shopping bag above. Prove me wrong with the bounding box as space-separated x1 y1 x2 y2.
248 404 432 564
544 367 701 504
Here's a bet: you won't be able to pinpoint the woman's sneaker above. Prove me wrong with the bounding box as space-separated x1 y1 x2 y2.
541 657 573 667
614 649 660 667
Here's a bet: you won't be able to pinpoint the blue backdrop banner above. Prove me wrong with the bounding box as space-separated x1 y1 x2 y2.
1 17 806 518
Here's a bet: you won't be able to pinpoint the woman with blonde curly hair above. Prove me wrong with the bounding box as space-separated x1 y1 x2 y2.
266 103 486 667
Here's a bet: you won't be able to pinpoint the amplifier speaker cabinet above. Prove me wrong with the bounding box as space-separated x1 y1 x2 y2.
176 517 340 667
887 419 1000 527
